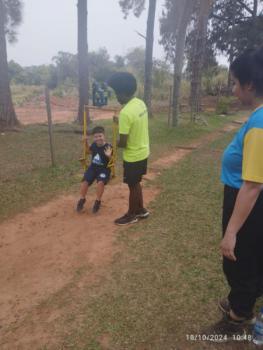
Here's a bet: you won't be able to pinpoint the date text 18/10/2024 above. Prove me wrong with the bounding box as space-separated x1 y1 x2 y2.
186 334 253 342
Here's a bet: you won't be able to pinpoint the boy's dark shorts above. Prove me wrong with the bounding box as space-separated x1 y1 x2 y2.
83 165 111 185
123 158 148 186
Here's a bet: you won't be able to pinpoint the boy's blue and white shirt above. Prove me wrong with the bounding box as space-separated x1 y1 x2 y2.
90 142 111 168
221 106 263 189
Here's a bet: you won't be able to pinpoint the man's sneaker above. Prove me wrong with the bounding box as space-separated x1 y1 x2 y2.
114 213 138 226
76 198 86 212
136 208 150 219
92 200 101 214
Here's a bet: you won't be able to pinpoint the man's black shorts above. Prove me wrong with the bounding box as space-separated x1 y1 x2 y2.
83 165 111 185
123 158 148 186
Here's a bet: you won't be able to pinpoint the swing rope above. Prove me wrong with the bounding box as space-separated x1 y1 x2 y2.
107 118 118 178
79 106 90 171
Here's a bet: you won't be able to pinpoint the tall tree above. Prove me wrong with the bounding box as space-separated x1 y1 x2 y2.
52 51 78 84
126 47 146 81
160 0 194 126
144 0 157 117
88 48 115 82
190 0 213 121
119 0 157 117
77 0 89 123
0 0 22 129
210 0 263 93
210 0 263 76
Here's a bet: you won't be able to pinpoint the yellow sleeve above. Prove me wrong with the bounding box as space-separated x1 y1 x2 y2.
242 128 263 183
119 111 131 135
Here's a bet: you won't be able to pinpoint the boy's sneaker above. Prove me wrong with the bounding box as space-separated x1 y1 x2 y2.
114 213 138 226
92 200 101 214
76 198 86 212
136 208 150 219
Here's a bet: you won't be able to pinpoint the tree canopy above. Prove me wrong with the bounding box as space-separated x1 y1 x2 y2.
119 0 146 18
3 0 23 43
210 0 263 59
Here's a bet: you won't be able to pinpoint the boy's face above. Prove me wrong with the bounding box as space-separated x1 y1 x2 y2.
93 132 105 146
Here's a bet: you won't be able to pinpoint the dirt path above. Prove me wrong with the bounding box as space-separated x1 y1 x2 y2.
0 122 242 349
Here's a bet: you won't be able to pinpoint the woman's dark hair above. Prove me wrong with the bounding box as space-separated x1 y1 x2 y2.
92 126 105 135
107 72 137 96
230 47 263 96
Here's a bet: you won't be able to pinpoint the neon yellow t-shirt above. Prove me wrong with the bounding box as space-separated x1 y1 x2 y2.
119 97 150 162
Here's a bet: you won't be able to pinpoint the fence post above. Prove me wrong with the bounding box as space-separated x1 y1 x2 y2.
45 86 55 167
168 85 173 126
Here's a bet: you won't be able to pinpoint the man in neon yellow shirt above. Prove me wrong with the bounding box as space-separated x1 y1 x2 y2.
108 72 150 225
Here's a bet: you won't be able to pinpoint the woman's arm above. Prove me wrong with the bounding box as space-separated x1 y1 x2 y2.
220 181 263 261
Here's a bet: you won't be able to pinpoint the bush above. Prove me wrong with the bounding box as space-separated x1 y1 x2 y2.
216 96 234 115
203 67 228 96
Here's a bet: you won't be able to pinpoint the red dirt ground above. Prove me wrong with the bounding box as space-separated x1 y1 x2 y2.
16 95 241 125
0 121 244 349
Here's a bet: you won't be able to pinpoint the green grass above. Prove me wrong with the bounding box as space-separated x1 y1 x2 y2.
0 111 252 349
0 123 81 221
57 129 259 350
149 112 234 159
0 113 240 222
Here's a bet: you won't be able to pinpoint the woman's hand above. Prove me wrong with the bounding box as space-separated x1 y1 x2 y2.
220 181 263 262
220 233 237 261
104 146 113 158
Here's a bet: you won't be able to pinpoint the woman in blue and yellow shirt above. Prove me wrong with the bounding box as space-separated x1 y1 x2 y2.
219 47 263 327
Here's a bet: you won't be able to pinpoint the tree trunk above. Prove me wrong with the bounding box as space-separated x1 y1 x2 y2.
77 0 90 124
227 47 234 95
172 0 194 127
0 0 18 130
227 1 237 95
144 0 156 118
251 0 258 36
253 0 258 18
190 0 213 122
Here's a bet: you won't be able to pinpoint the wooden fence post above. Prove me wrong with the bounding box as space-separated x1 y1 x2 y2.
45 87 55 167
168 85 173 126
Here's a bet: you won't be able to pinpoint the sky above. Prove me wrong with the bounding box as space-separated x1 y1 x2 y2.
7 0 167 67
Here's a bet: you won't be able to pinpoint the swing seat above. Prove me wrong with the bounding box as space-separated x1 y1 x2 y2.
79 105 118 176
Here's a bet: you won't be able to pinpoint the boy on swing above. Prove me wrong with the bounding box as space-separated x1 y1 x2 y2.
108 72 150 225
76 126 112 214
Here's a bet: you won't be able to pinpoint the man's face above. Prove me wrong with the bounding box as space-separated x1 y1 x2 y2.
93 133 105 146
116 93 130 105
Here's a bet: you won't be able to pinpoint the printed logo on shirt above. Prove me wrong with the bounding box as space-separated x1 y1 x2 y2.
139 109 147 117
92 153 104 166
99 173 106 179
